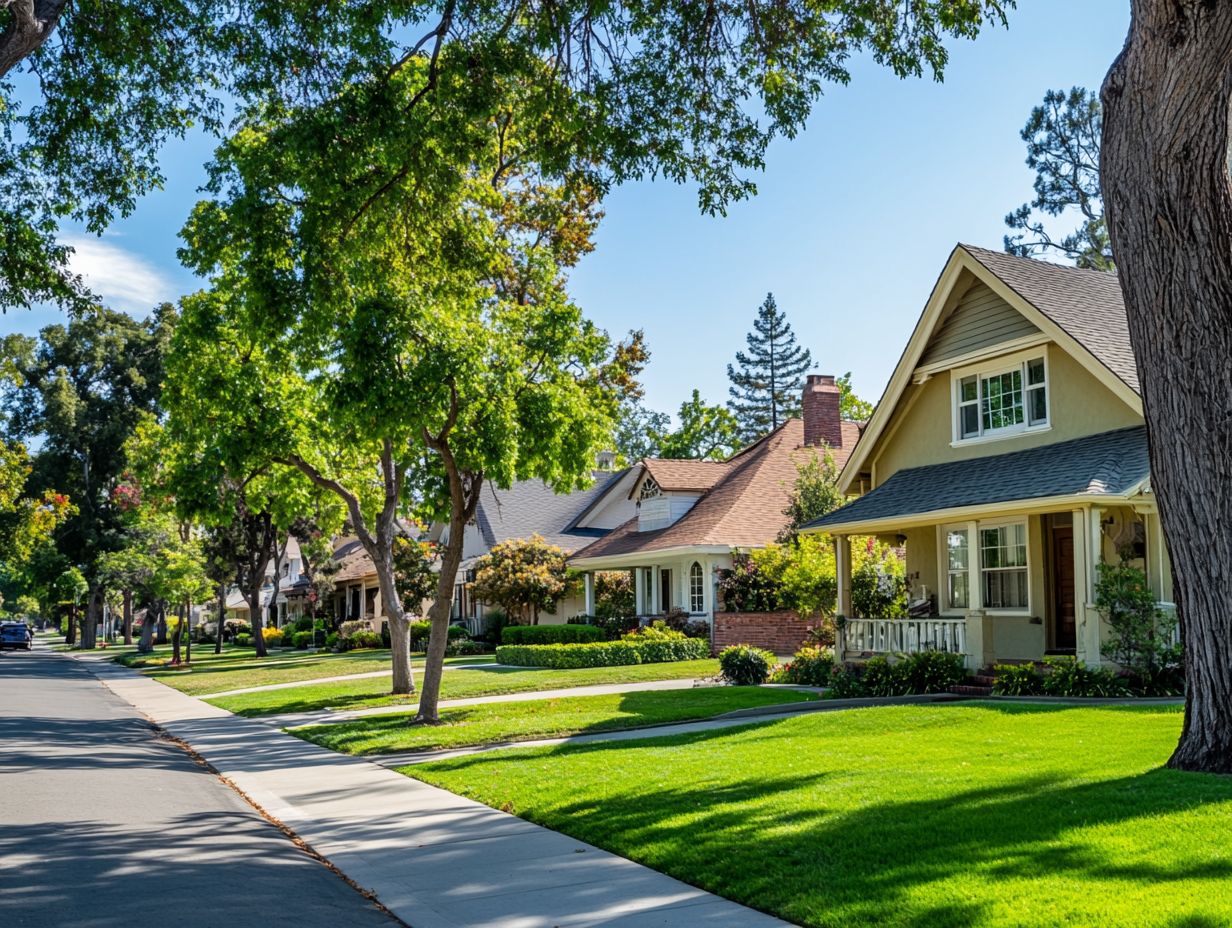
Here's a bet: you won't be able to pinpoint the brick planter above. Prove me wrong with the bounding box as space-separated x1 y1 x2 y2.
712 610 817 657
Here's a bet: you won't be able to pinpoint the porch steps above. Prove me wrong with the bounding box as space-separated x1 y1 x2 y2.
948 672 998 698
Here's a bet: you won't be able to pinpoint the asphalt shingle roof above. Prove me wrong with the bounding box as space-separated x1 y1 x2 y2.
961 245 1139 393
806 426 1150 531
476 470 628 552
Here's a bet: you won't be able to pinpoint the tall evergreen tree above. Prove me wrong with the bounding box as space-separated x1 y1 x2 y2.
726 293 812 442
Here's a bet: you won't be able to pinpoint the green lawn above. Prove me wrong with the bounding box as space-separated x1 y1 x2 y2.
408 703 1232 928
208 659 722 716
143 650 494 696
293 686 811 753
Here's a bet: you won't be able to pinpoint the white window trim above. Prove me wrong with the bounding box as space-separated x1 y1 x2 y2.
939 524 972 612
689 561 705 615
937 519 1033 615
977 519 1031 615
950 346 1052 447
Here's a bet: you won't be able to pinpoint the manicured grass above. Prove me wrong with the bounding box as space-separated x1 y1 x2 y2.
293 687 812 754
207 659 722 716
408 703 1232 928
143 650 494 696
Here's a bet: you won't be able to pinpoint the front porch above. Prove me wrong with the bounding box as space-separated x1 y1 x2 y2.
571 549 734 628
832 501 1173 670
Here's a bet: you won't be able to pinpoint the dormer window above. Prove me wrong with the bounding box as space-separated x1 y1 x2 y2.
952 350 1049 444
639 476 661 501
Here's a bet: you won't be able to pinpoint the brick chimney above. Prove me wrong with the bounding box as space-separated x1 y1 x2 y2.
803 374 842 449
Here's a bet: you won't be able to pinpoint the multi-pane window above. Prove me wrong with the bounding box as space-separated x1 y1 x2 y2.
980 523 1028 610
689 562 705 613
945 529 969 610
955 355 1048 441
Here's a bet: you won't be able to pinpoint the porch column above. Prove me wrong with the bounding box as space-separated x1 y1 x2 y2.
634 568 645 617
1079 506 1104 666
835 536 852 618
583 572 595 616
1073 506 1093 665
963 520 986 670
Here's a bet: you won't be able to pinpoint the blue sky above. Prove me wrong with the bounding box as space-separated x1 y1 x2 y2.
5 0 1129 422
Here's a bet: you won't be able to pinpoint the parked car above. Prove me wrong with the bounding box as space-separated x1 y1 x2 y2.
0 621 32 651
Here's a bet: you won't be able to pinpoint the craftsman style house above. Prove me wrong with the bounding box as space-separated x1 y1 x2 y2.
570 375 861 624
804 245 1170 669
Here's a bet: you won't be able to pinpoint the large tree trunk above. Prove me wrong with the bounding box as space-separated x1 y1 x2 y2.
64 604 76 645
122 589 133 645
371 535 414 694
0 0 69 79
137 605 156 653
1101 0 1232 774
215 585 226 655
416 516 466 724
79 583 100 649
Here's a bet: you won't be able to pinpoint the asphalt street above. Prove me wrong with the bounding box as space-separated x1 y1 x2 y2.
0 646 401 928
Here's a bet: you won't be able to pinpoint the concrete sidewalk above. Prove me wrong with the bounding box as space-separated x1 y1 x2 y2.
80 655 791 928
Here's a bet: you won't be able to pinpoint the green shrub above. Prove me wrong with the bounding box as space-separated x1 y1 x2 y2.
862 656 911 696
1041 657 1130 697
235 633 252 647
502 624 607 645
569 613 640 640
718 645 776 685
901 650 966 694
324 632 340 651
409 619 433 650
450 638 487 656
770 646 834 686
825 663 867 698
292 630 313 649
348 630 383 650
993 663 1043 696
290 615 313 633
495 636 708 669
623 621 687 642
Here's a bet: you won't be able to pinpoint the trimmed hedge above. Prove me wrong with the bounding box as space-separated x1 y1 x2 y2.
495 636 708 668
502 624 606 646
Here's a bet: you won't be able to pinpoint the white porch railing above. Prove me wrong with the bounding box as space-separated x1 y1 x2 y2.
842 617 967 656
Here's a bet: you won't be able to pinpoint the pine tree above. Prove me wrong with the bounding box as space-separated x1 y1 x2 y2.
726 293 812 442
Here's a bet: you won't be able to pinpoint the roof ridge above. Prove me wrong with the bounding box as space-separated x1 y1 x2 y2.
960 242 1118 278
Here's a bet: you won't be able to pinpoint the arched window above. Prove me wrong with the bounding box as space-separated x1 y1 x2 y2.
689 562 705 614
639 476 661 500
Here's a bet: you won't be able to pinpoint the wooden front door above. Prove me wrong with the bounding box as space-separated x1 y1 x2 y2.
1051 525 1077 651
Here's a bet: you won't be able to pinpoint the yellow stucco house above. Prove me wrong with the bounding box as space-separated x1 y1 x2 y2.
803 244 1171 670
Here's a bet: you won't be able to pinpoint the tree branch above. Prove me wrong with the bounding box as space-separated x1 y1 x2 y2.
0 0 68 78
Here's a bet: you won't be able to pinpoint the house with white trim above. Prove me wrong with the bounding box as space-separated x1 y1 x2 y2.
570 376 861 625
803 244 1170 669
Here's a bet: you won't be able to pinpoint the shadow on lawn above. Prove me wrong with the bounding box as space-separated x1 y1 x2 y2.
424 707 1232 928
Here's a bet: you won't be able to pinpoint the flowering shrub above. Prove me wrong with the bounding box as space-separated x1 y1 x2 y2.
719 535 905 620
471 535 571 625
261 626 284 646
770 646 835 686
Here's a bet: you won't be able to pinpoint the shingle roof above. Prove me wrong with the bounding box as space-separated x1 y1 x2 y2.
572 420 812 559
807 426 1150 531
474 470 628 553
961 245 1139 393
639 459 730 494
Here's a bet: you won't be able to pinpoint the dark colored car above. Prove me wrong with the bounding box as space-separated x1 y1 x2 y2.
0 621 32 651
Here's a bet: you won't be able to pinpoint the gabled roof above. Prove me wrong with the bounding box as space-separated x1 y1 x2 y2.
571 420 815 561
839 244 1143 493
476 470 630 552
962 245 1138 393
807 426 1149 533
636 459 730 495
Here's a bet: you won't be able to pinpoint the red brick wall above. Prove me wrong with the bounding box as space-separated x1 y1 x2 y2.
712 610 815 656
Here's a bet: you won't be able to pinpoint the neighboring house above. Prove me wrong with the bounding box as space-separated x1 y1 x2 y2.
569 376 861 625
429 469 640 632
223 535 312 630
804 244 1169 670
